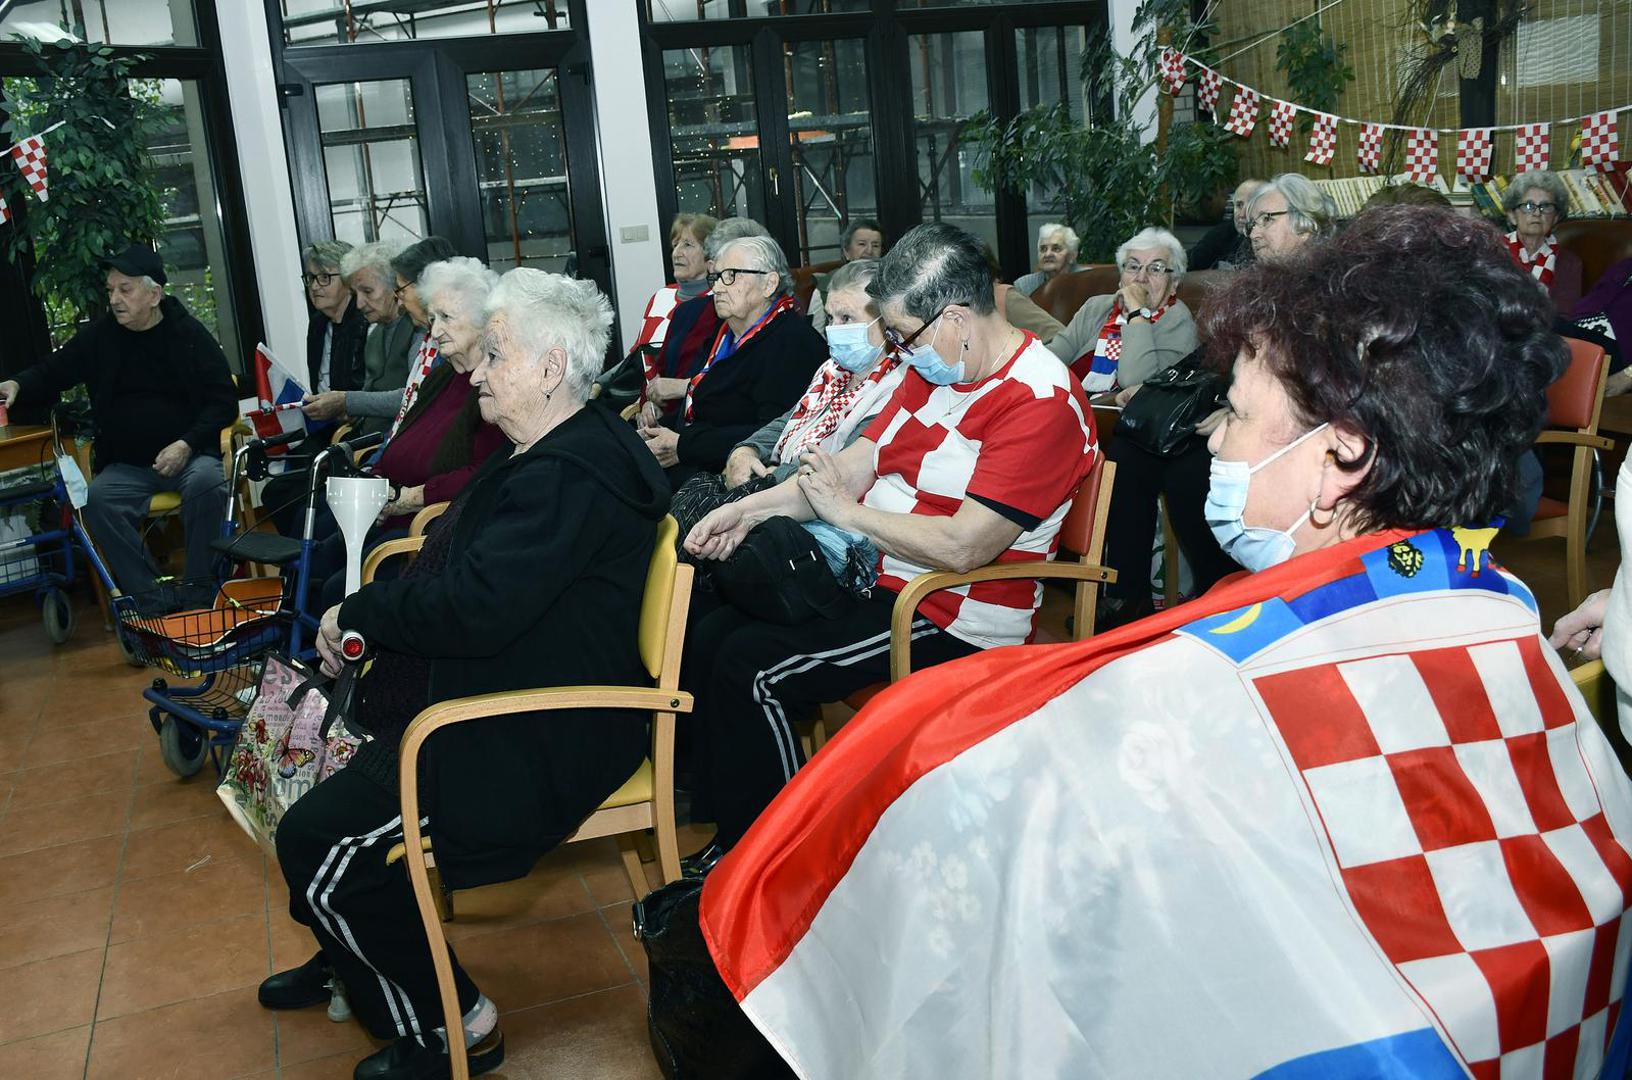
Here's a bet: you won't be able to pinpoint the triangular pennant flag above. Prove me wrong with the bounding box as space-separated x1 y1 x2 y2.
1305 112 1338 165
1581 111 1621 170
0 196 9 226
1358 123 1384 173
1224 86 1260 138
1268 100 1297 148
1456 128 1493 182
1514 123 1550 173
1405 128 1439 183
1196 68 1221 113
9 134 47 201
1160 47 1187 95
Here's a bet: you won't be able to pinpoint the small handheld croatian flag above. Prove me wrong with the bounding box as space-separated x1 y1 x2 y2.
247 343 309 453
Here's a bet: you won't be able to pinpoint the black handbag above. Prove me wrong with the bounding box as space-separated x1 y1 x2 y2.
1114 358 1228 457
633 878 796 1080
712 515 855 625
591 344 658 412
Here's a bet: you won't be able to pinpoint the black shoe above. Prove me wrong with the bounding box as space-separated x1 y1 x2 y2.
353 1030 505 1080
258 950 333 1010
680 839 725 879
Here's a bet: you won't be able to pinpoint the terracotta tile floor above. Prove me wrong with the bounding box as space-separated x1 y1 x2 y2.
0 513 1618 1078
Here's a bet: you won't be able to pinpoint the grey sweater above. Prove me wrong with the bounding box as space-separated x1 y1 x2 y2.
1047 293 1198 390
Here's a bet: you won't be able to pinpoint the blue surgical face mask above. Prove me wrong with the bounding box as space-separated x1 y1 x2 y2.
901 316 965 385
825 318 883 373
1205 422 1330 573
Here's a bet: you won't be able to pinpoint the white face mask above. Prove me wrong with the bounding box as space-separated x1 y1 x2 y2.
1204 423 1329 573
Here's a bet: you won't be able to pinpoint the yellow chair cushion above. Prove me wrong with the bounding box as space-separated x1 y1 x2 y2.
148 492 182 515
599 758 653 810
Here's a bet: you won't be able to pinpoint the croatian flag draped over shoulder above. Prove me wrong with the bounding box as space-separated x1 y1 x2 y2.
702 526 1632 1080
248 343 309 452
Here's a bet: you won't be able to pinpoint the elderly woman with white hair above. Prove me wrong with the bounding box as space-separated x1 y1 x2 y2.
1503 169 1583 313
640 231 827 483
1012 221 1082 297
265 269 671 1080
1245 172 1336 262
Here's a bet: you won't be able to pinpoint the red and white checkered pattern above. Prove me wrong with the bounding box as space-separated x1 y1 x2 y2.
10 134 47 201
1255 635 1632 1079
1159 47 1187 95
1305 112 1339 165
1224 85 1260 138
1405 128 1439 184
1581 112 1621 170
1267 100 1297 148
1196 68 1222 114
1358 123 1385 173
1457 128 1494 182
861 337 1095 649
1515 123 1551 174
0 196 9 226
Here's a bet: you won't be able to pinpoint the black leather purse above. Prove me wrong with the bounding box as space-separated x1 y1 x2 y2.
1113 356 1228 457
711 515 855 625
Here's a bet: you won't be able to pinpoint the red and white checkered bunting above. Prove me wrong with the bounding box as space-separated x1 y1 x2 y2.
1456 128 1493 182
1515 123 1550 174
1160 47 1187 95
1405 128 1439 183
1305 112 1338 165
1581 111 1620 169
1196 68 1221 113
1358 123 1384 173
0 196 9 225
1268 100 1297 148
1224 86 1260 138
9 134 47 201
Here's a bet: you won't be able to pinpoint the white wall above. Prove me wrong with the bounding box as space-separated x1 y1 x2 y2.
1107 0 1158 138
214 0 308 370
585 1 667 348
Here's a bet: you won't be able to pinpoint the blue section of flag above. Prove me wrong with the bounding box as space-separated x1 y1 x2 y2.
1182 597 1305 664
1252 1028 1465 1079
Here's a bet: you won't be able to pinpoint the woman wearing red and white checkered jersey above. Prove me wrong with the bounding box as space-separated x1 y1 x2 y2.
679 222 1097 870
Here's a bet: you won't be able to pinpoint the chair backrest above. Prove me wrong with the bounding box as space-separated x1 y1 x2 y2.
639 516 683 683
791 258 845 315
1547 338 1609 433
1057 457 1116 563
1031 265 1233 327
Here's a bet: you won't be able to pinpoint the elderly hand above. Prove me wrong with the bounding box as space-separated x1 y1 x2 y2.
317 604 345 676
685 502 752 562
1550 588 1611 662
641 424 680 468
1113 384 1141 409
796 449 855 528
302 391 349 422
1195 406 1227 438
381 484 425 523
152 439 192 479
0 379 18 408
650 376 688 404
724 446 769 488
1118 283 1152 315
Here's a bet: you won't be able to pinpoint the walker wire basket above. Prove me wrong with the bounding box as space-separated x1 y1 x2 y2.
116 577 293 678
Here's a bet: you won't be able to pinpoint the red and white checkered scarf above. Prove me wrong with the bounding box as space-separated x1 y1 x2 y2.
1506 231 1557 288
1078 293 1178 391
773 354 901 462
388 336 439 441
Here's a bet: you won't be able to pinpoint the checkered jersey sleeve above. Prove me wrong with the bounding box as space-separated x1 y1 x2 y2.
964 374 1096 528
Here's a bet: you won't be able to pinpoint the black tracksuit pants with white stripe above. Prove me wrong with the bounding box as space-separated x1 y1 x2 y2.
693 590 979 849
275 767 479 1044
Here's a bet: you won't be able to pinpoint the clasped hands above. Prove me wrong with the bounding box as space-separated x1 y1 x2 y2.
684 449 850 561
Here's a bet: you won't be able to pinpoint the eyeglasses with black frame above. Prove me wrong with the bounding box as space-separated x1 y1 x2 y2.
880 308 948 352
706 267 771 287
1517 201 1559 216
393 280 413 299
302 271 338 288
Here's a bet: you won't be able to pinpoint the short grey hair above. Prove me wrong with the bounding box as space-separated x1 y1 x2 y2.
1249 173 1337 240
483 268 613 402
704 217 771 262
718 235 793 299
827 257 880 307
1503 170 1571 220
867 222 995 320
419 257 499 320
302 239 353 273
1037 222 1080 259
339 240 404 288
1116 227 1187 283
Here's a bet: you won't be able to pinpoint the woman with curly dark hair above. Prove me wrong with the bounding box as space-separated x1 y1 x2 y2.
692 207 1632 1080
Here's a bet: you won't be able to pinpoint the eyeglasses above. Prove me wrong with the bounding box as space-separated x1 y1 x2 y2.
1517 201 1558 216
1123 261 1171 278
301 271 337 287
707 268 770 287
393 280 413 299
881 309 947 352
1248 210 1289 233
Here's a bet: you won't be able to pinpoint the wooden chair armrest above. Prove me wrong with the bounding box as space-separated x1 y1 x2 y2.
1535 430 1614 451
330 421 354 447
888 562 1118 682
410 501 450 538
362 536 426 585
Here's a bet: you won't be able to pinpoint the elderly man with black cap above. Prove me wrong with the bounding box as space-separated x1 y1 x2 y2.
0 243 238 606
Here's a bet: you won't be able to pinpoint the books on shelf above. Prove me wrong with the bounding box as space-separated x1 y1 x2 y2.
1313 169 1630 220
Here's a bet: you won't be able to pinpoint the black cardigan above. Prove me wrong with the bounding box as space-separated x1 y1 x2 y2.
305 300 369 394
661 306 827 471
338 402 673 888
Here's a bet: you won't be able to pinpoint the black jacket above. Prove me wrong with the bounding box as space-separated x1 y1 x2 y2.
305 299 369 394
339 401 673 888
14 295 237 468
661 307 826 471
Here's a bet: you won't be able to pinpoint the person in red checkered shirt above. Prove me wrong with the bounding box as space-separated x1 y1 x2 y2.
678 222 1098 871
